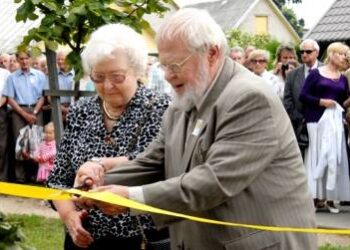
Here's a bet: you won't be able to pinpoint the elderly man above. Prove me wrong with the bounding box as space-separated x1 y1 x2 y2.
76 8 317 250
3 49 46 183
283 39 322 157
229 46 245 65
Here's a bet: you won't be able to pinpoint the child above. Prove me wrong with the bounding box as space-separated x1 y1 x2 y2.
33 122 56 183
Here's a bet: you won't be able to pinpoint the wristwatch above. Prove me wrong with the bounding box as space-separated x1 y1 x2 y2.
89 157 106 171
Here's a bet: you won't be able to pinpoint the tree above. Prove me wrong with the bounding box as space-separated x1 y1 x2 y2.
14 0 171 141
272 0 304 37
15 0 171 80
226 29 281 69
273 0 302 9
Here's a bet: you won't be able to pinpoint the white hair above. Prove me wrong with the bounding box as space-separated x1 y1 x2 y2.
156 8 228 56
249 49 270 61
81 23 148 76
300 39 320 52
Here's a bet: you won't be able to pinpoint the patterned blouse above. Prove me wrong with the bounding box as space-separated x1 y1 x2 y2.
47 85 169 239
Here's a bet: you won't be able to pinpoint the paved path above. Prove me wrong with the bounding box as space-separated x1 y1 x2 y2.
0 195 350 246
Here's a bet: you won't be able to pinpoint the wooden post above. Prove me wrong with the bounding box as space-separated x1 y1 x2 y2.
45 47 63 146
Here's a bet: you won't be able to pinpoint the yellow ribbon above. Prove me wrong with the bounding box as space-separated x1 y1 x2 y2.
1 181 350 235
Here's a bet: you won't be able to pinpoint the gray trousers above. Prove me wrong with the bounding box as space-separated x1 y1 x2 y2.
12 107 43 183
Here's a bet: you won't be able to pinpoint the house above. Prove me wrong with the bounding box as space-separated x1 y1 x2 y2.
304 0 350 55
186 0 300 45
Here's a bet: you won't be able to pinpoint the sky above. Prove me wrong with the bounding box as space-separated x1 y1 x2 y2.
177 0 336 29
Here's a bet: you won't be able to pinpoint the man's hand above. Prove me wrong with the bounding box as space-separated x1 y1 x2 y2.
75 185 130 216
62 210 94 248
74 161 105 188
23 112 37 124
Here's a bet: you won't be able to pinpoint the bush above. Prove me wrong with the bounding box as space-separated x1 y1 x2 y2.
0 212 34 250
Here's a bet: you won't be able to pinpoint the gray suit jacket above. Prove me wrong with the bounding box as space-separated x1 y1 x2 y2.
283 62 323 132
106 59 317 250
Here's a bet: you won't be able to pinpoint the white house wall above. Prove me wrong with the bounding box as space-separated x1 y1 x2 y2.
238 0 297 44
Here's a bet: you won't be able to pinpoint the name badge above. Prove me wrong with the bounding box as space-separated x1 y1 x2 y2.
192 119 204 136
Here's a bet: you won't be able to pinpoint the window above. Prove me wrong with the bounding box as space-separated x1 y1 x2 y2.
255 16 268 34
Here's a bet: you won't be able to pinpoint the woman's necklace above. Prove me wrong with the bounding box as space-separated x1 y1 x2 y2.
102 101 121 121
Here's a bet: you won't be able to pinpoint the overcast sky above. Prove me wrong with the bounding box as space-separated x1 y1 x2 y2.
177 0 336 29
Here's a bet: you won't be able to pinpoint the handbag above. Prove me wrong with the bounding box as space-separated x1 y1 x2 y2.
15 124 43 160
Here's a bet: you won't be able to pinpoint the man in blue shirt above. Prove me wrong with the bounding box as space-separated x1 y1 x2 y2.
56 49 74 121
3 49 46 183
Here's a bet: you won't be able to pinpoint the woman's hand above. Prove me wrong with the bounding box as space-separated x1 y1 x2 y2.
320 98 336 108
74 161 105 188
62 210 94 248
75 185 130 216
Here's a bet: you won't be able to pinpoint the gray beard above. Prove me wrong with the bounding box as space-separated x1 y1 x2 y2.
171 62 210 111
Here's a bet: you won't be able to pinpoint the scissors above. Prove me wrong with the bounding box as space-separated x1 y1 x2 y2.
73 176 94 191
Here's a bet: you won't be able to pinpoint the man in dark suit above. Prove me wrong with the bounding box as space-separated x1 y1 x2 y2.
283 39 322 157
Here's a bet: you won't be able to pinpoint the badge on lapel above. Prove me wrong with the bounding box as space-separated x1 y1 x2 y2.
192 119 205 136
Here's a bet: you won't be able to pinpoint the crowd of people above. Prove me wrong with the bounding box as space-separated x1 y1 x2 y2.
0 6 350 250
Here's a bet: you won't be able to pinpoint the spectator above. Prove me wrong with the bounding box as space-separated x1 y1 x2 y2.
8 54 19 73
299 42 350 213
0 67 10 181
283 39 323 157
0 53 10 70
243 45 255 70
229 46 245 65
2 49 46 183
249 49 284 98
272 44 298 81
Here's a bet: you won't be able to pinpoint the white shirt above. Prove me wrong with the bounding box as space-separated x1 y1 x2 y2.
304 61 319 78
261 70 284 99
0 68 10 96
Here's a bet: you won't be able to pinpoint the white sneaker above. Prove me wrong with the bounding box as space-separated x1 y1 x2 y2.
326 203 340 214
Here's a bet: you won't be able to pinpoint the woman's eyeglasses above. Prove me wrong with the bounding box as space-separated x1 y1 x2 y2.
160 54 193 74
251 59 267 64
90 73 126 84
300 50 315 55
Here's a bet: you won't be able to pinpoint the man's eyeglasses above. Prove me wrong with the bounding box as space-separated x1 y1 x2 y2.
251 59 267 64
90 73 126 84
161 54 193 74
300 50 315 55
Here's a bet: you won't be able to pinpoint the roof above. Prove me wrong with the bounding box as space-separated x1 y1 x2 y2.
0 0 42 53
186 0 256 31
305 0 350 42
186 0 300 43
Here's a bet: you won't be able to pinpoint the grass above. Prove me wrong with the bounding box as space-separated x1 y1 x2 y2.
7 214 64 250
319 245 350 250
3 214 350 250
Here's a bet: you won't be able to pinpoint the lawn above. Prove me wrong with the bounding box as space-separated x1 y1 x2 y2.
4 214 350 250
7 214 64 250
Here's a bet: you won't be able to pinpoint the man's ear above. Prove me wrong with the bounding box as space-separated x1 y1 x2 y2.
208 45 220 66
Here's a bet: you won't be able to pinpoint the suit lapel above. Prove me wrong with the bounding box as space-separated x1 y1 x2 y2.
180 58 237 172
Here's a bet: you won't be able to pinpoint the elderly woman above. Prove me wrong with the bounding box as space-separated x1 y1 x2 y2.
47 24 170 249
249 49 284 99
300 42 350 213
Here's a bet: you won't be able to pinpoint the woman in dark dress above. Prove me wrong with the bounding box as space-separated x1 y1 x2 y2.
299 42 350 213
47 23 170 249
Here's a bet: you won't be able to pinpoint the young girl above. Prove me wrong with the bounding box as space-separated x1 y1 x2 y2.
34 122 56 183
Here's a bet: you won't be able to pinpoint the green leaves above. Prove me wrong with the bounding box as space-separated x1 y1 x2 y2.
0 212 34 250
15 0 170 81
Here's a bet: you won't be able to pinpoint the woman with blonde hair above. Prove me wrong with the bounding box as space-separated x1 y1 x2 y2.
300 42 350 213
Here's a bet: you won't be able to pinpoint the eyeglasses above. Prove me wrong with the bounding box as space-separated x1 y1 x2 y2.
160 54 193 74
300 50 315 55
251 59 267 64
90 73 126 84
